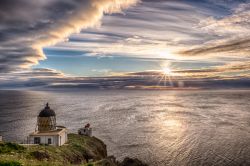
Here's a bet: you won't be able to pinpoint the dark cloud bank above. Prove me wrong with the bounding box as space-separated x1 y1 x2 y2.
0 69 249 90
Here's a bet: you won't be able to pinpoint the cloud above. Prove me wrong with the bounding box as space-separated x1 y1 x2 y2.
179 2 250 57
123 61 250 80
179 38 250 56
1 0 250 89
0 68 64 81
44 0 208 60
44 0 250 63
1 68 250 90
0 0 138 72
0 68 65 89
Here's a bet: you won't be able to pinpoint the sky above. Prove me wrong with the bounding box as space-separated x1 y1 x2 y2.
0 0 250 89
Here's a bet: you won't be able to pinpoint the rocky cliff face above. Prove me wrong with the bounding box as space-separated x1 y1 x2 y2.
0 134 147 166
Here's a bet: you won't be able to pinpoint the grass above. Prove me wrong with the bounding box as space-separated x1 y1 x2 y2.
0 161 22 166
0 134 108 166
0 143 25 154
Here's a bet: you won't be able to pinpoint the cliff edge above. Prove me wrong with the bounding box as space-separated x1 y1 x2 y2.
0 134 147 166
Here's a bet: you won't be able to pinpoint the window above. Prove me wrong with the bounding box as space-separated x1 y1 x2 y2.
34 137 40 144
48 138 52 144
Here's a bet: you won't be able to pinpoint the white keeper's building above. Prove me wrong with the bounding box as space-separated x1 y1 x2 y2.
28 103 68 146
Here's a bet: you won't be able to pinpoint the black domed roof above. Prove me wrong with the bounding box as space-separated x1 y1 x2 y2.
38 103 56 117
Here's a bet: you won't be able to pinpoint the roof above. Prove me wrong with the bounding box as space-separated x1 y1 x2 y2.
30 128 67 136
38 103 56 117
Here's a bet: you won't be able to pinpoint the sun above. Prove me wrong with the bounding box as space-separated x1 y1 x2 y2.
154 64 174 87
162 67 172 75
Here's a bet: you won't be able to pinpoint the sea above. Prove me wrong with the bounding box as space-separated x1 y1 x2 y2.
0 89 249 166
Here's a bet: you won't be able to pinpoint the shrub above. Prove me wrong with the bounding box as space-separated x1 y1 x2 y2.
30 151 50 161
0 142 25 153
121 157 148 166
0 161 22 166
86 163 94 166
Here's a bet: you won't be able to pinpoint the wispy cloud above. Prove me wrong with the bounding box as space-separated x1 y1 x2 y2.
180 2 250 57
0 0 138 72
45 0 250 63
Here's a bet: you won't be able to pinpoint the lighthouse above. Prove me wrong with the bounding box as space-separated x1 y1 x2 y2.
28 103 68 146
37 103 56 131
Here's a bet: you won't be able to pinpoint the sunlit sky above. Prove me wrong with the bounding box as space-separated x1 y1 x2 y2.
0 0 249 89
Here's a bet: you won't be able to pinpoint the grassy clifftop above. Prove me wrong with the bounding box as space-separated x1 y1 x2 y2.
0 134 147 166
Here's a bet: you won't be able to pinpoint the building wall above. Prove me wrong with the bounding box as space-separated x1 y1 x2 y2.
29 135 58 146
28 130 67 146
78 128 92 136
57 130 68 146
0 136 2 142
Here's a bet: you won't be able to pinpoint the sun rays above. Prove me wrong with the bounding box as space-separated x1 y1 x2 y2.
162 67 172 76
155 63 174 87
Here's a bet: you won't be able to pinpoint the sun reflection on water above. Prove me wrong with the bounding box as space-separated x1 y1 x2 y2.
164 119 182 128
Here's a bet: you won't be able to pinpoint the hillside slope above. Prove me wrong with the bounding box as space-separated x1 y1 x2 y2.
0 134 147 166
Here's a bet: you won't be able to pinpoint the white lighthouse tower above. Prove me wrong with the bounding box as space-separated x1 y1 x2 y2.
28 103 67 146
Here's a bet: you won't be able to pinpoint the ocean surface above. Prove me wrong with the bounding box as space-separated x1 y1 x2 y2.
0 89 250 166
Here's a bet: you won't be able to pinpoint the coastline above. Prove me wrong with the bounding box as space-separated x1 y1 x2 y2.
0 133 147 166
